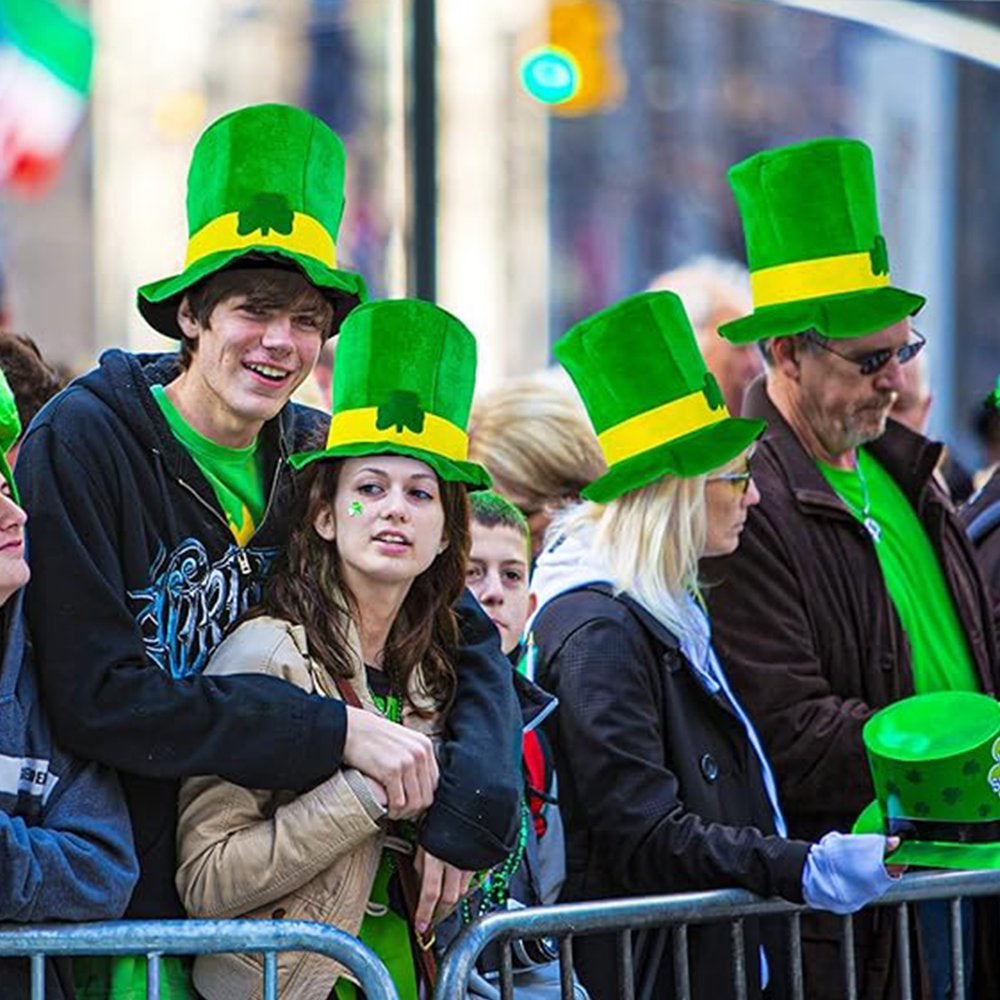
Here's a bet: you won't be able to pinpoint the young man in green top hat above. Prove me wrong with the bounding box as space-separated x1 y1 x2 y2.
703 137 999 998
962 377 1000 619
15 103 520 994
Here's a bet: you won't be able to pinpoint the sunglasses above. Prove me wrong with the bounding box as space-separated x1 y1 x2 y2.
706 469 753 494
802 328 926 376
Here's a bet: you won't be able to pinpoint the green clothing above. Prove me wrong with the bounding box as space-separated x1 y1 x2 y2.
818 449 978 694
74 955 194 999
151 384 265 544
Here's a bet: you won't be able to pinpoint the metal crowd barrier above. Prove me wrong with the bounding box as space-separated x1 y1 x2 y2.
0 918 400 1000
434 868 1000 1000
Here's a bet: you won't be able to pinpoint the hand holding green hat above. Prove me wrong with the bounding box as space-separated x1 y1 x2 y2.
137 103 367 338
290 298 491 488
554 290 764 503
853 691 1000 869
720 137 925 344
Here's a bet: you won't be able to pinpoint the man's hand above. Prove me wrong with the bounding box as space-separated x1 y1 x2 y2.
342 706 438 819
412 847 474 936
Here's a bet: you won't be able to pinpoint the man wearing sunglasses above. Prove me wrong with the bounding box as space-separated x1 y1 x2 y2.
703 138 999 1000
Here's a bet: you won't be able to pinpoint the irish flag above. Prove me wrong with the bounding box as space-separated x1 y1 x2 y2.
0 0 93 195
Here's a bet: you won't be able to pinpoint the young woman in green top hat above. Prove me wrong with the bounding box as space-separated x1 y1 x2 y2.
528 290 901 1000
176 299 494 1000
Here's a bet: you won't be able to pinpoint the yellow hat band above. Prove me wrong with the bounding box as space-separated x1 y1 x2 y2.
325 407 469 462
751 250 889 309
598 390 727 467
184 211 338 269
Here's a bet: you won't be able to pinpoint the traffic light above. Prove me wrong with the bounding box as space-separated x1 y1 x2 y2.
520 0 626 116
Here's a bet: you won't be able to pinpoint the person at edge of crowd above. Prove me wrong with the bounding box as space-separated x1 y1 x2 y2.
0 331 66 467
456 489 587 1000
0 367 137 1000
16 104 520 999
647 254 763 417
962 378 1000 624
528 290 899 1000
889 348 974 502
468 374 606 558
178 299 512 999
702 137 999 1000
971 377 1000 492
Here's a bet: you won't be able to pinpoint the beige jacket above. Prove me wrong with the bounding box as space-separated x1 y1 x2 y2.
176 614 434 1000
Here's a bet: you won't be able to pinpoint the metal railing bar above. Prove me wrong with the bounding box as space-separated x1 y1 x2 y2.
842 913 857 1000
731 919 747 1000
147 951 161 1000
500 940 514 1000
263 950 278 1000
616 929 634 1000
788 911 803 1000
30 952 43 1000
896 903 912 1000
672 923 690 1000
637 927 666 1000
559 934 574 1000
949 898 964 1000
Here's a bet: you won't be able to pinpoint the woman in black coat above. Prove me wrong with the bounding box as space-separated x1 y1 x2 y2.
529 291 897 1000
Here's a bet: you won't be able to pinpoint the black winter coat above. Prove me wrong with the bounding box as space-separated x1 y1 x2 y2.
534 585 809 1000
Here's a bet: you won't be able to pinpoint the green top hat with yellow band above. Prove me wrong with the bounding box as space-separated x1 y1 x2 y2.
0 369 21 502
853 691 1000 870
137 103 367 338
719 137 925 344
290 298 490 488
554 291 765 503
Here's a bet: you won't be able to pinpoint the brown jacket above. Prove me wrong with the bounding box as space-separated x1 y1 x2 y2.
703 378 998 999
962 466 1000 629
176 615 436 1000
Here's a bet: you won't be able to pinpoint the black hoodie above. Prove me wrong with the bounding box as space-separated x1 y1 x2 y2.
17 349 520 918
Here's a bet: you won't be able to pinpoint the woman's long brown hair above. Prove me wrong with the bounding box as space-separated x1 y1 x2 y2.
254 459 470 714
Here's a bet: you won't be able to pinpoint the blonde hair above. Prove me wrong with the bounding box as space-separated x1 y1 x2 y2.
557 471 707 638
468 374 606 511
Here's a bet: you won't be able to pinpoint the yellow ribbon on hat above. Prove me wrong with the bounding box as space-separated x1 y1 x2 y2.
750 250 889 308
598 390 727 466
184 211 337 269
324 407 469 461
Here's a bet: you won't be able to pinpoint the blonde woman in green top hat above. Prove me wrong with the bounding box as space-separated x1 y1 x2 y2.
176 299 495 1000
528 291 901 1000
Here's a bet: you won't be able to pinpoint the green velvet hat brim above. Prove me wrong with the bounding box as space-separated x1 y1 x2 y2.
853 799 1000 870
288 441 491 490
581 415 765 504
718 285 925 344
136 247 367 338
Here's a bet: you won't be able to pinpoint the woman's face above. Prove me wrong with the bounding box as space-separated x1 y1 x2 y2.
0 482 29 606
703 450 760 558
314 455 447 592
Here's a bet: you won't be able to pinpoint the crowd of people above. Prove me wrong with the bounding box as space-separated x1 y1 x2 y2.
1 102 998 1000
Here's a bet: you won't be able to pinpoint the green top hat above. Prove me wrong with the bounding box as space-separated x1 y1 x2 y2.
290 299 491 488
853 691 1000 870
137 103 367 338
719 137 925 344
554 291 765 503
0 369 21 502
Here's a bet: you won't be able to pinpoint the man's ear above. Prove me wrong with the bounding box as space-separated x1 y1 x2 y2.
314 504 336 542
176 296 200 342
770 336 802 381
527 592 538 618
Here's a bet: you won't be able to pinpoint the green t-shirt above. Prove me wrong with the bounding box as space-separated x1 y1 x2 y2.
818 449 978 694
151 384 265 545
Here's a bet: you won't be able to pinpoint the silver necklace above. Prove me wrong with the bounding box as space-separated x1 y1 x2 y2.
849 455 881 544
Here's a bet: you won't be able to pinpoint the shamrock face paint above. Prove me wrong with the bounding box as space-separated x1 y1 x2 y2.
349 501 363 517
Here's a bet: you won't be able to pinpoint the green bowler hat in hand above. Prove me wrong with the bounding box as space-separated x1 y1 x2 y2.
853 691 1000 870
720 137 925 344
554 290 765 503
290 299 491 489
137 103 367 338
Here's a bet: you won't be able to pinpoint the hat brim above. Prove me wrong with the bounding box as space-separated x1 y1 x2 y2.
853 799 1000 870
137 248 368 338
581 415 766 504
718 286 925 344
288 441 492 490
